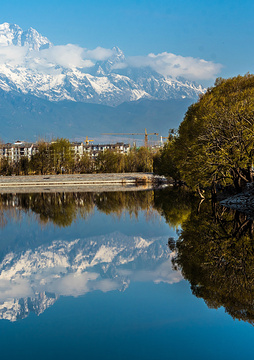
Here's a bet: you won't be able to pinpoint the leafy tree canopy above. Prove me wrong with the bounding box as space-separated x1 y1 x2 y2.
158 74 254 191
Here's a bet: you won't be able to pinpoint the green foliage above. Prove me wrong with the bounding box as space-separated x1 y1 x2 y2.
153 140 180 179
30 141 51 174
95 191 154 217
95 150 125 173
30 138 75 175
0 138 159 176
0 158 13 175
49 138 74 174
95 147 154 173
157 74 254 191
133 147 153 172
76 153 94 173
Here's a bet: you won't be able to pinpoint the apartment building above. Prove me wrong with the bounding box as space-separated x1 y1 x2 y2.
0 141 39 162
83 142 130 158
0 141 131 163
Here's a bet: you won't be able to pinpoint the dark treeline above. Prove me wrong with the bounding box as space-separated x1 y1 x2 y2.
0 138 155 175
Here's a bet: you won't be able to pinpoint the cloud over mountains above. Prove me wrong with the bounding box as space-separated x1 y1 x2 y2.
0 22 221 81
0 22 221 106
126 52 222 81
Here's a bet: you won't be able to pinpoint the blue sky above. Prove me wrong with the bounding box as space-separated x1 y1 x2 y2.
0 0 253 85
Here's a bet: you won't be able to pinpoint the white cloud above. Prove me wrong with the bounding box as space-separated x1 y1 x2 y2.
0 45 28 66
84 46 114 61
149 52 222 80
118 259 183 285
0 44 96 71
47 272 99 297
0 278 33 301
117 52 222 81
0 42 221 81
39 44 94 68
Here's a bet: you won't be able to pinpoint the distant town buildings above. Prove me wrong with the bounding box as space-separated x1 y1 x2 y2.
0 140 131 163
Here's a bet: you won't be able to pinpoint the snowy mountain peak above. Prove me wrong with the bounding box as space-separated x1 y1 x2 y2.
0 22 22 46
0 22 52 50
111 46 125 59
97 46 126 74
0 22 205 105
22 27 52 50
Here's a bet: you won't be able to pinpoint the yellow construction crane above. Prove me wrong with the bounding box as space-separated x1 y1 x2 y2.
102 129 159 147
85 136 94 145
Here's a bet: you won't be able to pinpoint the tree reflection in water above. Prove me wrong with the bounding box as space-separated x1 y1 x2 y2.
1 188 254 324
169 193 254 325
0 191 156 228
0 189 176 322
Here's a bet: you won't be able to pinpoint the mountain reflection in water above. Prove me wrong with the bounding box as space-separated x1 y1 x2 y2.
1 188 254 326
0 190 181 321
0 232 181 322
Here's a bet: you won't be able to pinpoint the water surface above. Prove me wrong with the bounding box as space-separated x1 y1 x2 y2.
0 190 253 360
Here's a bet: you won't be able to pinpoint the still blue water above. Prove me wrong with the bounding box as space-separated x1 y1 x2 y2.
0 191 253 360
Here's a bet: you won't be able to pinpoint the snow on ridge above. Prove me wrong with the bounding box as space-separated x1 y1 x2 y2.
0 22 205 105
0 232 174 295
0 232 183 321
0 22 52 50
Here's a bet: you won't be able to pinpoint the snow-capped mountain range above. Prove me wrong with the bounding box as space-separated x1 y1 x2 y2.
0 22 52 50
0 232 182 322
0 22 205 106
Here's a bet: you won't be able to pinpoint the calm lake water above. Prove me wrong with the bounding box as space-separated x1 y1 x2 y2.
0 189 253 360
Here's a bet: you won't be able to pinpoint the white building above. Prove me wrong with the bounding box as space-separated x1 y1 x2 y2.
72 142 130 158
0 141 39 162
0 140 131 163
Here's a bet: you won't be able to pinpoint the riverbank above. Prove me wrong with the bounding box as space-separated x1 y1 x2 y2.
0 173 167 193
220 183 254 218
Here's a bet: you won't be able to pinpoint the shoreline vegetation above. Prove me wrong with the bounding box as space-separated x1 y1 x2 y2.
0 141 156 176
154 74 254 208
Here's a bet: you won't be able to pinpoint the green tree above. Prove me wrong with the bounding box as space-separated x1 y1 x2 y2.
95 150 125 173
158 74 254 192
75 153 94 173
49 138 74 174
154 140 180 180
153 187 195 229
0 191 157 227
135 147 153 172
0 158 13 175
30 141 51 174
124 148 139 172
